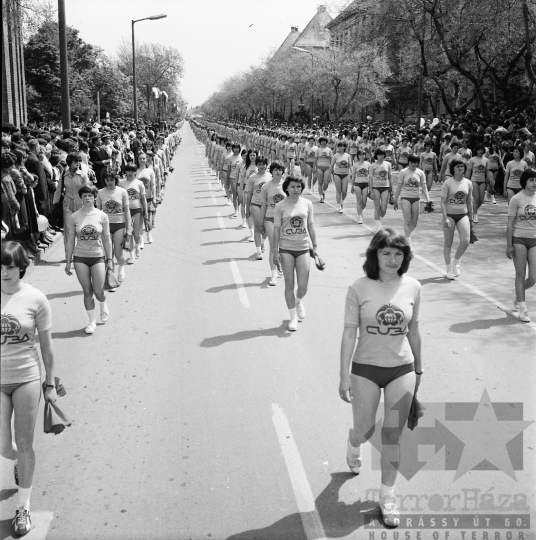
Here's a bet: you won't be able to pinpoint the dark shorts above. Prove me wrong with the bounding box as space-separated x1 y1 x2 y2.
513 237 536 250
447 213 468 223
373 187 390 194
109 222 126 235
251 203 262 209
351 362 415 389
508 187 522 194
355 182 368 189
265 217 274 223
279 248 309 259
73 256 105 267
1 380 40 396
401 197 420 205
130 208 142 217
334 173 349 180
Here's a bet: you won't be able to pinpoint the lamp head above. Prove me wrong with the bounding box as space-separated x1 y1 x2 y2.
148 14 167 20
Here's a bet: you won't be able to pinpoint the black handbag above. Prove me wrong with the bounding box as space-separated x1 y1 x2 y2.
9 211 29 240
407 390 424 430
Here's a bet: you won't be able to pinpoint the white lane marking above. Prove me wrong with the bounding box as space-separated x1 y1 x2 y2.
309 192 536 335
229 260 249 308
211 195 217 204
216 212 226 230
208 182 213 190
271 404 327 540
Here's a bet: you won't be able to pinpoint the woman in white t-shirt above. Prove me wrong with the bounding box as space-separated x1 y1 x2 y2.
340 228 422 529
1 241 57 536
273 176 317 332
506 169 536 323
65 184 113 334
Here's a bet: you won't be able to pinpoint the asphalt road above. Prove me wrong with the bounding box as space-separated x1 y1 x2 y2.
1 123 534 540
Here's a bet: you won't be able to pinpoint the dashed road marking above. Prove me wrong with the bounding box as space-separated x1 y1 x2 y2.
216 212 226 230
229 260 249 308
272 404 327 540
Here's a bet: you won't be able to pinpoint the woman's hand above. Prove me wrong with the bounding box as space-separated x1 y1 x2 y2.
273 251 281 268
106 259 114 270
339 375 352 403
65 263 72 276
393 200 399 211
506 245 514 259
351 186 355 195
415 373 422 392
44 386 57 403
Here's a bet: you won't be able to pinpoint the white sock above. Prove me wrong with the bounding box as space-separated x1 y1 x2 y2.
86 309 96 324
296 295 304 305
375 220 382 229
256 246 261 254
99 300 108 313
271 270 277 278
380 483 395 500
518 301 527 313
407 236 412 247
452 258 460 267
17 486 32 511
118 265 124 275
289 308 297 320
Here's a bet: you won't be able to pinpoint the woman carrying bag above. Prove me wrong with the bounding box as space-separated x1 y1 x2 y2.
1 241 58 536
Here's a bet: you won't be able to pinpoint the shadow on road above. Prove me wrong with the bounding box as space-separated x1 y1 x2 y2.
203 257 256 265
0 489 16 502
201 240 252 247
418 276 451 286
51 329 92 340
449 314 518 333
194 205 227 209
206 280 271 293
226 473 380 539
47 290 83 301
200 321 290 347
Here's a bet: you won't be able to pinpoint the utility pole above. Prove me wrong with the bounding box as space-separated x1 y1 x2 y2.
58 0 71 129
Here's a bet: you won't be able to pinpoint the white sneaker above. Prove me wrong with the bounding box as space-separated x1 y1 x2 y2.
127 252 135 264
118 267 125 282
473 214 478 223
357 216 363 224
248 235 255 242
337 205 342 214
135 245 141 258
380 497 400 528
100 308 109 323
241 221 247 228
85 321 96 334
491 196 497 204
446 265 455 280
146 232 153 244
518 310 531 323
226 199 231 206
269 276 277 286
256 253 263 260
288 318 298 332
346 435 363 474
140 238 145 249
453 261 461 277
296 302 305 320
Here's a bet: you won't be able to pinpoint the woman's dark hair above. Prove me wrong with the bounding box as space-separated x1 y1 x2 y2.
12 148 26 166
66 152 81 166
336 141 347 148
231 143 241 151
1 240 30 278
408 154 419 164
282 175 305 195
255 156 268 166
78 140 89 152
1 152 16 169
318 136 328 144
102 170 119 185
475 144 486 154
449 157 467 175
363 228 412 280
512 146 523 157
374 148 386 159
125 163 138 172
49 151 61 166
520 169 536 189
78 183 98 198
245 149 257 169
269 160 284 173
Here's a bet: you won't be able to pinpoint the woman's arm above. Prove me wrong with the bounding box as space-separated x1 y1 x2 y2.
39 329 57 402
506 215 515 259
393 172 403 210
339 327 357 402
406 320 422 389
273 226 281 265
65 216 76 274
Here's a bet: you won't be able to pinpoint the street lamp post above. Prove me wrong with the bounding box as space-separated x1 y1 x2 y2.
132 14 167 125
292 46 314 126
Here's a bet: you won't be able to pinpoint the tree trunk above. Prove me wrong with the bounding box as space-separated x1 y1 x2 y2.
339 72 361 119
521 0 536 85
432 77 454 116
428 96 436 118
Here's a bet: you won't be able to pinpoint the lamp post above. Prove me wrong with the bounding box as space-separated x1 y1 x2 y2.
58 0 70 130
132 13 167 125
292 46 314 126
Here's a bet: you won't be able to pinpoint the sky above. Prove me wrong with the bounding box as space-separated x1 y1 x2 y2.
63 0 337 109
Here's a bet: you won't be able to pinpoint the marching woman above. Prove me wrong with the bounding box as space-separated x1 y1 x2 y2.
65 184 113 334
350 150 371 224
393 155 430 247
440 158 474 280
245 157 272 259
96 170 131 285
504 147 529 202
237 149 257 234
119 163 147 263
419 141 438 192
466 145 489 224
1 241 58 536
348 132 360 165
507 169 536 323
261 165 286 286
136 152 156 244
304 136 318 193
340 227 422 528
273 176 317 332
144 151 161 231
484 142 504 204
314 137 333 203
331 142 352 214
369 148 393 231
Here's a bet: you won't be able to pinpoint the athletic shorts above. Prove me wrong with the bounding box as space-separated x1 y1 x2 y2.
508 187 522 194
73 256 105 267
351 362 415 389
130 208 142 217
1 380 41 396
373 186 390 194
109 222 126 235
447 213 468 223
265 217 274 223
472 180 486 184
355 182 368 189
250 203 262 209
401 197 420 204
317 165 330 172
334 173 349 180
398 162 408 168
279 248 309 259
513 237 536 250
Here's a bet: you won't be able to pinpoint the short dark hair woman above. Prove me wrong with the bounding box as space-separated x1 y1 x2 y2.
1 241 58 535
340 228 422 528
